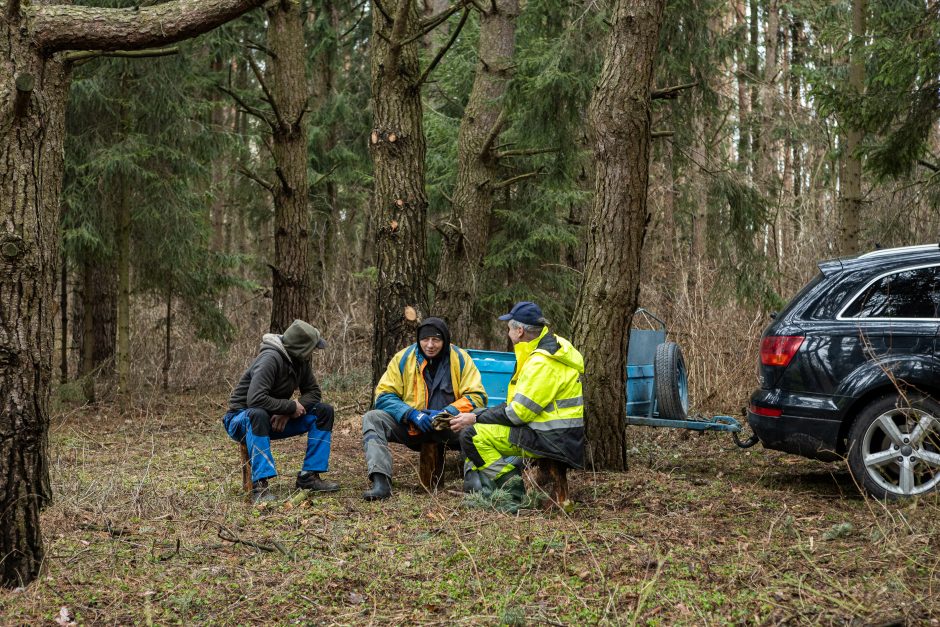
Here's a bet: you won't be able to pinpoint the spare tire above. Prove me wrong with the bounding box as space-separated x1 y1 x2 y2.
654 341 689 420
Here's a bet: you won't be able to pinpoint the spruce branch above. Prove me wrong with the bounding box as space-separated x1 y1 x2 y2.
466 0 488 13
408 0 465 42
494 170 541 189
496 147 558 159
63 46 179 65
479 110 508 159
239 167 275 193
414 8 469 88
311 164 339 187
247 54 289 132
651 81 697 100
245 38 277 58
274 166 292 194
218 84 274 129
386 0 413 80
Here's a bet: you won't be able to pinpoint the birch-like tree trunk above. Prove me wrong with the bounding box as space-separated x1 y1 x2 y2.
0 0 269 588
571 0 666 471
839 0 865 255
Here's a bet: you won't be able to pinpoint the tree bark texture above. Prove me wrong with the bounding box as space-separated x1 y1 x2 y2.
0 0 268 589
369 0 429 386
267 0 312 333
571 0 665 471
433 0 518 344
839 0 865 255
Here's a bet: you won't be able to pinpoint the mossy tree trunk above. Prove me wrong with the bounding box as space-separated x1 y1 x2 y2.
0 0 269 589
571 0 666 471
434 0 519 345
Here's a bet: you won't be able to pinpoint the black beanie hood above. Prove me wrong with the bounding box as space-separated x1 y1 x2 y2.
416 317 451 356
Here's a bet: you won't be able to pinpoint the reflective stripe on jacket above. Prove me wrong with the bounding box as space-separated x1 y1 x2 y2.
373 345 487 421
506 327 585 468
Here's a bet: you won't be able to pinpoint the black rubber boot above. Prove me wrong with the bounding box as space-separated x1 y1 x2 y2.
362 473 392 501
296 471 340 492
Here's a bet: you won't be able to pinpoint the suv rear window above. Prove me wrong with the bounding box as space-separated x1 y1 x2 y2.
840 264 940 319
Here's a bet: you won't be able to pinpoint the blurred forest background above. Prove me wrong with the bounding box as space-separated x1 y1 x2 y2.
57 0 939 414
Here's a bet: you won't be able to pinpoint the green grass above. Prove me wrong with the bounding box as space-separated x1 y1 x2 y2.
1 392 939 625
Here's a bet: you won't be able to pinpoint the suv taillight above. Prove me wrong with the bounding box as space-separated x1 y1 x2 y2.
760 335 804 367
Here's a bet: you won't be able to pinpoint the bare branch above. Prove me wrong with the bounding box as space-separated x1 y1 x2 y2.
372 0 392 25
217 85 274 129
386 0 413 80
918 159 939 172
238 166 275 193
247 54 289 131
414 8 469 88
496 147 558 159
274 166 291 195
245 38 277 58
63 46 179 65
651 130 674 138
32 0 269 54
311 164 340 188
493 170 540 189
479 109 507 158
651 81 697 100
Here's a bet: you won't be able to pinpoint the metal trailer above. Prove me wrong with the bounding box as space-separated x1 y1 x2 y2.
467 309 753 443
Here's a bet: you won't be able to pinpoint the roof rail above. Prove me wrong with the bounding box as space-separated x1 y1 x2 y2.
858 243 940 259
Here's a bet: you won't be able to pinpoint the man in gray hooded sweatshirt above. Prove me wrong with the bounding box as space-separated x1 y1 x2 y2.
223 320 339 503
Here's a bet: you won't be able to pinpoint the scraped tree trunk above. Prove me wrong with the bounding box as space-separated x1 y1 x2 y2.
369 0 429 386
571 0 665 471
434 0 518 344
839 0 865 255
268 0 312 333
0 0 269 589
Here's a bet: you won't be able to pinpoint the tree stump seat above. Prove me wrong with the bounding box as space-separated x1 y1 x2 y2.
238 441 252 500
535 458 569 507
418 441 446 492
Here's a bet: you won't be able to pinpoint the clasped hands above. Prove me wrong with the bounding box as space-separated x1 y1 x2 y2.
272 400 307 433
408 408 476 433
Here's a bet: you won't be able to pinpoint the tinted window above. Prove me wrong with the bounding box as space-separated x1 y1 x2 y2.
842 265 940 319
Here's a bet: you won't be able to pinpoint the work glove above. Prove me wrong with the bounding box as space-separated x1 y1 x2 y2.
407 409 434 433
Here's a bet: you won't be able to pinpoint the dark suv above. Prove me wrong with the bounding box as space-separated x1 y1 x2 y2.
748 244 940 499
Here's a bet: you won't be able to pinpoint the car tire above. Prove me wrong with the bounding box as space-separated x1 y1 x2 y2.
654 341 689 420
847 393 940 499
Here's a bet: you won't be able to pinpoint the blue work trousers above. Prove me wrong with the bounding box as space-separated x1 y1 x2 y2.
223 406 333 483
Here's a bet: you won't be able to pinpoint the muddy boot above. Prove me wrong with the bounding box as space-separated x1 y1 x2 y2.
252 479 276 504
296 471 340 492
362 473 391 501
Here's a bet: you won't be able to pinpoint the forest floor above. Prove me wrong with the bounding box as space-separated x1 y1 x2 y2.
2 388 939 626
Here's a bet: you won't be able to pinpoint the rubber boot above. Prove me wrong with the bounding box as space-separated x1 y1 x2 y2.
362 473 391 501
463 469 483 493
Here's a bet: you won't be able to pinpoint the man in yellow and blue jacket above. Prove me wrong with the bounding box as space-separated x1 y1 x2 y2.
449 302 585 496
362 317 487 500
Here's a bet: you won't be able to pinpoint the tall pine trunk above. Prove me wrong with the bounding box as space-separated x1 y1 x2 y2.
268 0 312 332
0 0 272 589
369 0 429 386
434 0 518 344
572 0 665 471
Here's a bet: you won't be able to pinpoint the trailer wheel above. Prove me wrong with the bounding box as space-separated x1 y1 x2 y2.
654 342 689 420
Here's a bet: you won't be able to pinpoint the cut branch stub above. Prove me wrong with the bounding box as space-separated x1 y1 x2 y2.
371 130 380 144
387 132 397 143
13 74 34 118
389 219 399 232
403 305 418 322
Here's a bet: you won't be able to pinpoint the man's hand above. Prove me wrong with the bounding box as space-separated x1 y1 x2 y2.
449 412 477 433
271 414 290 433
293 401 306 418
